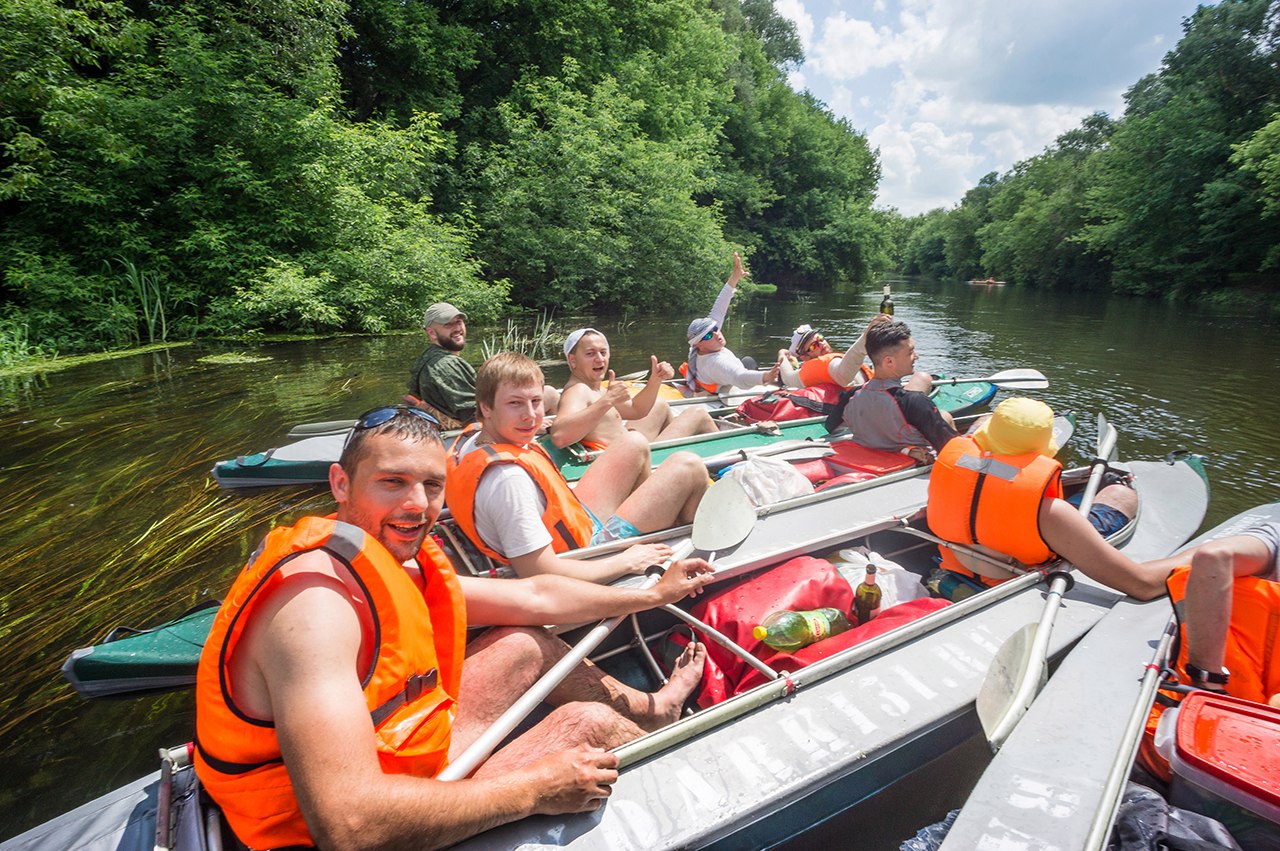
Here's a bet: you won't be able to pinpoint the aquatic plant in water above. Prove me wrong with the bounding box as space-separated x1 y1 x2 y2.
479 312 562 363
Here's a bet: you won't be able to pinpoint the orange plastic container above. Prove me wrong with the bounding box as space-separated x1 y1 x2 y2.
1163 692 1280 849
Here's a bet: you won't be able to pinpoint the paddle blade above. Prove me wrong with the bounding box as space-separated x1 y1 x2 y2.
977 622 1047 751
1096 412 1118 461
987 368 1049 390
691 476 756 553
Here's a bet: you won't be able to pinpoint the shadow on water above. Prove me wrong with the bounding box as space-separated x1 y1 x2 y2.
1 284 1277 839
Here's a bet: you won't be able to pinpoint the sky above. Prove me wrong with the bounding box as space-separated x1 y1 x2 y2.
775 0 1209 215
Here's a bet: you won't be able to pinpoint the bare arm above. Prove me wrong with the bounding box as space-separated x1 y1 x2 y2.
253 573 614 851
1040 498 1170 601
460 558 714 626
506 541 675 584
548 380 627 448
614 356 675 420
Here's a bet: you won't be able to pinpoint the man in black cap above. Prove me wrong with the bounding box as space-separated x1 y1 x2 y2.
409 302 476 428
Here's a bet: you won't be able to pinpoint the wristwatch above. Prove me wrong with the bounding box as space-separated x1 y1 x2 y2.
1184 662 1230 686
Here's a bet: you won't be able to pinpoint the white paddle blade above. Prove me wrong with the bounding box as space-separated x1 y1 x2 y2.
691 476 756 552
1097 412 1118 461
987 368 1048 390
977 622 1047 750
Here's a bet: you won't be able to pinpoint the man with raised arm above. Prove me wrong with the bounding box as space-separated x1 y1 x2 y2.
835 319 957 463
551 328 716 451
776 315 889 390
447 352 711 584
684 252 781 392
195 406 712 851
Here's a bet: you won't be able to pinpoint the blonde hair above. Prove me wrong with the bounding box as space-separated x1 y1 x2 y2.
475 351 544 410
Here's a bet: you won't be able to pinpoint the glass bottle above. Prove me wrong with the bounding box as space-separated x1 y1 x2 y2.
879 285 894 316
854 564 882 624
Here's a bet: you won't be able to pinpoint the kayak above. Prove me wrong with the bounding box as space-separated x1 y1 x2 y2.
209 377 996 489
940 497 1275 851
73 416 1075 700
19 437 1206 851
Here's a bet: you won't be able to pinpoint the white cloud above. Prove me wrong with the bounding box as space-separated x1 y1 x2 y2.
774 0 1205 215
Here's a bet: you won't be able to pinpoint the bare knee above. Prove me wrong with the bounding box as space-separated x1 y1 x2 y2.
663 450 710 491
1093 484 1137 518
542 701 634 749
474 626 561 672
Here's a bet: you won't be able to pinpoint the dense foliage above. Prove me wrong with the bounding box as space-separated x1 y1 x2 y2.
902 0 1280 308
0 0 882 354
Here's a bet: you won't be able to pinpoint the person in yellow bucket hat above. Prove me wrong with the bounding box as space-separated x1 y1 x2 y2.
926 397 1179 601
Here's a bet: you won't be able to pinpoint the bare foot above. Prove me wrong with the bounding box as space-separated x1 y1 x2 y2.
647 641 706 728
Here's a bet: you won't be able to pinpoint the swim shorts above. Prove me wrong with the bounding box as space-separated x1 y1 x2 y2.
587 508 643 545
1088 504 1131 538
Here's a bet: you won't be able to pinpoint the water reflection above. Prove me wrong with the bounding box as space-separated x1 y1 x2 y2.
0 281 1276 837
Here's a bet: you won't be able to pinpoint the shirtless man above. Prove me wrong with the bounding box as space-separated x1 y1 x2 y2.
194 406 712 850
551 328 716 451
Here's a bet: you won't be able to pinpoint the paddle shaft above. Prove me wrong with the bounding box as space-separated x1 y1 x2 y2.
437 540 694 780
984 415 1117 750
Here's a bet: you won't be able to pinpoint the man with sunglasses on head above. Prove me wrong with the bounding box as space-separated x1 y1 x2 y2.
447 353 711 585
684 252 781 393
195 405 713 851
551 328 717 452
776 314 890 390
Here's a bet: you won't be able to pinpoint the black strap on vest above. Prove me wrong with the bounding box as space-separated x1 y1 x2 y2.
369 668 439 728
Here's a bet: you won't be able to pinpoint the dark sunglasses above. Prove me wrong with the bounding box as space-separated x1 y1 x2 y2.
803 334 825 354
701 325 719 342
345 405 440 447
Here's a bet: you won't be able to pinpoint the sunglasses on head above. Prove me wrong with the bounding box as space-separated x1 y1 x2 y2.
345 406 440 447
701 325 719 342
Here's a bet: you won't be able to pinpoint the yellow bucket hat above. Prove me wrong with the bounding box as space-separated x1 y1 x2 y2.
974 397 1057 456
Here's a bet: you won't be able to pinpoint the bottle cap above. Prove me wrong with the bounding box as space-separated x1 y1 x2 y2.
866 564 877 574
752 625 768 640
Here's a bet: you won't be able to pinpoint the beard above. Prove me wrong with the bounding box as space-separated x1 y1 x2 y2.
436 334 465 353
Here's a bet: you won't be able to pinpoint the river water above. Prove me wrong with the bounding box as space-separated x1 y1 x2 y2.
1 278 1277 842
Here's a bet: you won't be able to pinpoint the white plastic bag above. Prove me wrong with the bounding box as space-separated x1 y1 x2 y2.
832 546 928 607
722 454 815 507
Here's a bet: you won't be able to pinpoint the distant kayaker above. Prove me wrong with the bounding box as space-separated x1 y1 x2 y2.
446 352 710 584
409 302 560 428
1163 523 1280 705
193 405 712 850
551 328 716 451
776 314 889 390
684 252 781 392
833 318 956 463
926 397 1183 601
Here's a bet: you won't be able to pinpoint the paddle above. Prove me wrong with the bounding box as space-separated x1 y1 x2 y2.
977 412 1117 751
437 476 757 780
932 368 1048 391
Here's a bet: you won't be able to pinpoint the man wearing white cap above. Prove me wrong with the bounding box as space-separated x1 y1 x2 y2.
410 302 560 428
776 314 889 390
684 252 781 392
551 329 716 451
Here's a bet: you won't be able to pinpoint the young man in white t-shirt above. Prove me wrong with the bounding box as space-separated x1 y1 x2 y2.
446 352 710 584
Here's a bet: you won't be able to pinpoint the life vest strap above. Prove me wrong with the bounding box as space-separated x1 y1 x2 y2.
369 668 440 728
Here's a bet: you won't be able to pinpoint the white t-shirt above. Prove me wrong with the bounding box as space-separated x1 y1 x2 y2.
456 434 555 559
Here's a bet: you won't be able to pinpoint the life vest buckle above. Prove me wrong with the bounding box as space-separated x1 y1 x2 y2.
404 669 438 703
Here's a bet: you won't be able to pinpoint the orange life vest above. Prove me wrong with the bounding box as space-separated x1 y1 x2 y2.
927 434 1063 583
194 516 466 849
797 354 873 388
1138 565 1280 782
445 434 595 563
679 361 718 394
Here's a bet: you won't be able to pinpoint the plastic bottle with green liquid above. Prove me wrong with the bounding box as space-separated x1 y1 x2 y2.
752 608 852 652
